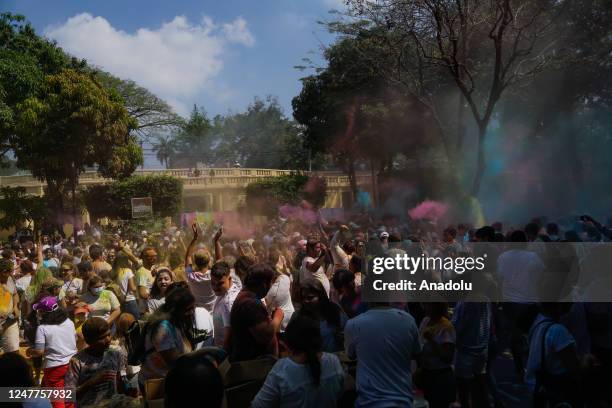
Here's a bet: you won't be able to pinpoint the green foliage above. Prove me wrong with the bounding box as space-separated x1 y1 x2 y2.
83 175 183 220
245 174 326 216
12 69 142 214
0 13 86 164
0 187 50 232
92 70 183 138
163 97 313 170
170 105 213 168
214 96 309 169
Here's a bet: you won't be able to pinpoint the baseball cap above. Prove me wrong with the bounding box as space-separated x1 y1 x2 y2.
33 296 59 312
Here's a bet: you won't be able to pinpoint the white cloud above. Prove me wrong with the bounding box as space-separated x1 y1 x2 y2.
45 13 255 115
222 17 255 46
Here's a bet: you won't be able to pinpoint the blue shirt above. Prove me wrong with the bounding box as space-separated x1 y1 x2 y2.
344 308 421 408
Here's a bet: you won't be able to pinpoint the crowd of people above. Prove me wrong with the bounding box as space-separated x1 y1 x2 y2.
0 211 611 408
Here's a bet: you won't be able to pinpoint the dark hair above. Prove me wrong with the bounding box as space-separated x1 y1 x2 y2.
78 261 93 275
165 352 224 408
234 255 255 279
524 222 540 238
564 230 582 242
0 258 13 273
349 256 362 273
150 268 175 298
342 241 355 255
306 239 319 253
162 283 195 324
89 245 103 261
546 223 559 236
299 278 342 330
510 230 528 242
285 314 322 385
474 226 495 242
243 263 275 290
427 302 449 319
20 260 34 274
39 307 69 325
210 261 231 280
82 317 110 344
87 275 103 290
331 269 355 291
2 249 14 260
443 227 457 238
0 353 35 407
72 247 83 258
152 283 197 347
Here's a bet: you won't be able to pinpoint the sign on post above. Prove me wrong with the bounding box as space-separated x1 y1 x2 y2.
131 197 153 219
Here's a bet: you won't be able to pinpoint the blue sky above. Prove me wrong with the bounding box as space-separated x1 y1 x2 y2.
5 0 346 118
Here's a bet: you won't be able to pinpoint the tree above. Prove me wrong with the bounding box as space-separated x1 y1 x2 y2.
215 97 308 169
0 13 86 166
245 174 326 216
83 175 183 220
12 69 142 223
152 135 176 169
345 0 562 195
293 36 450 204
0 186 50 234
170 105 213 168
93 70 183 139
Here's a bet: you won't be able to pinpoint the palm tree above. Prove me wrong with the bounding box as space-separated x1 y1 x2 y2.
152 135 175 169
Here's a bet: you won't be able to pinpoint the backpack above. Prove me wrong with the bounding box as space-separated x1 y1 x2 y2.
125 320 150 366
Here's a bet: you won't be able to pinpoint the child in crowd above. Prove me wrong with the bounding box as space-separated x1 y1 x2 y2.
26 296 77 408
65 317 125 407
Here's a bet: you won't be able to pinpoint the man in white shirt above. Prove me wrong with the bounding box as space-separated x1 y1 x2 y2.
299 239 330 297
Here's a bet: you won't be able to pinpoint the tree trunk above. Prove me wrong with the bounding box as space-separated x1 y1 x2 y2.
456 94 467 152
369 158 378 208
471 125 487 196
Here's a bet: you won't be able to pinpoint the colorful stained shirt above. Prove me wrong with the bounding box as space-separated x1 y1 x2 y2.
80 290 120 320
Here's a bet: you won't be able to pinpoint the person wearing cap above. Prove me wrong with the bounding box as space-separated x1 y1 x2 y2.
27 296 77 408
74 305 90 350
0 258 20 353
379 231 390 251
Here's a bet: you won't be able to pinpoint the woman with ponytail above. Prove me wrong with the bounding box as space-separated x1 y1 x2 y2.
252 314 345 407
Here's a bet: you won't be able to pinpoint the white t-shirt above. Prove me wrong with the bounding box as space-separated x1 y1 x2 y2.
116 268 136 302
15 274 32 292
496 249 544 302
525 314 576 390
60 278 83 299
265 274 294 331
252 353 345 408
212 286 239 347
300 256 330 297
186 266 216 312
194 307 214 349
344 308 422 408
35 319 77 368
80 290 120 321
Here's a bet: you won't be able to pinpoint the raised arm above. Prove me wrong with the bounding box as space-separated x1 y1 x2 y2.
37 236 43 266
119 241 140 265
185 222 199 267
213 226 223 262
